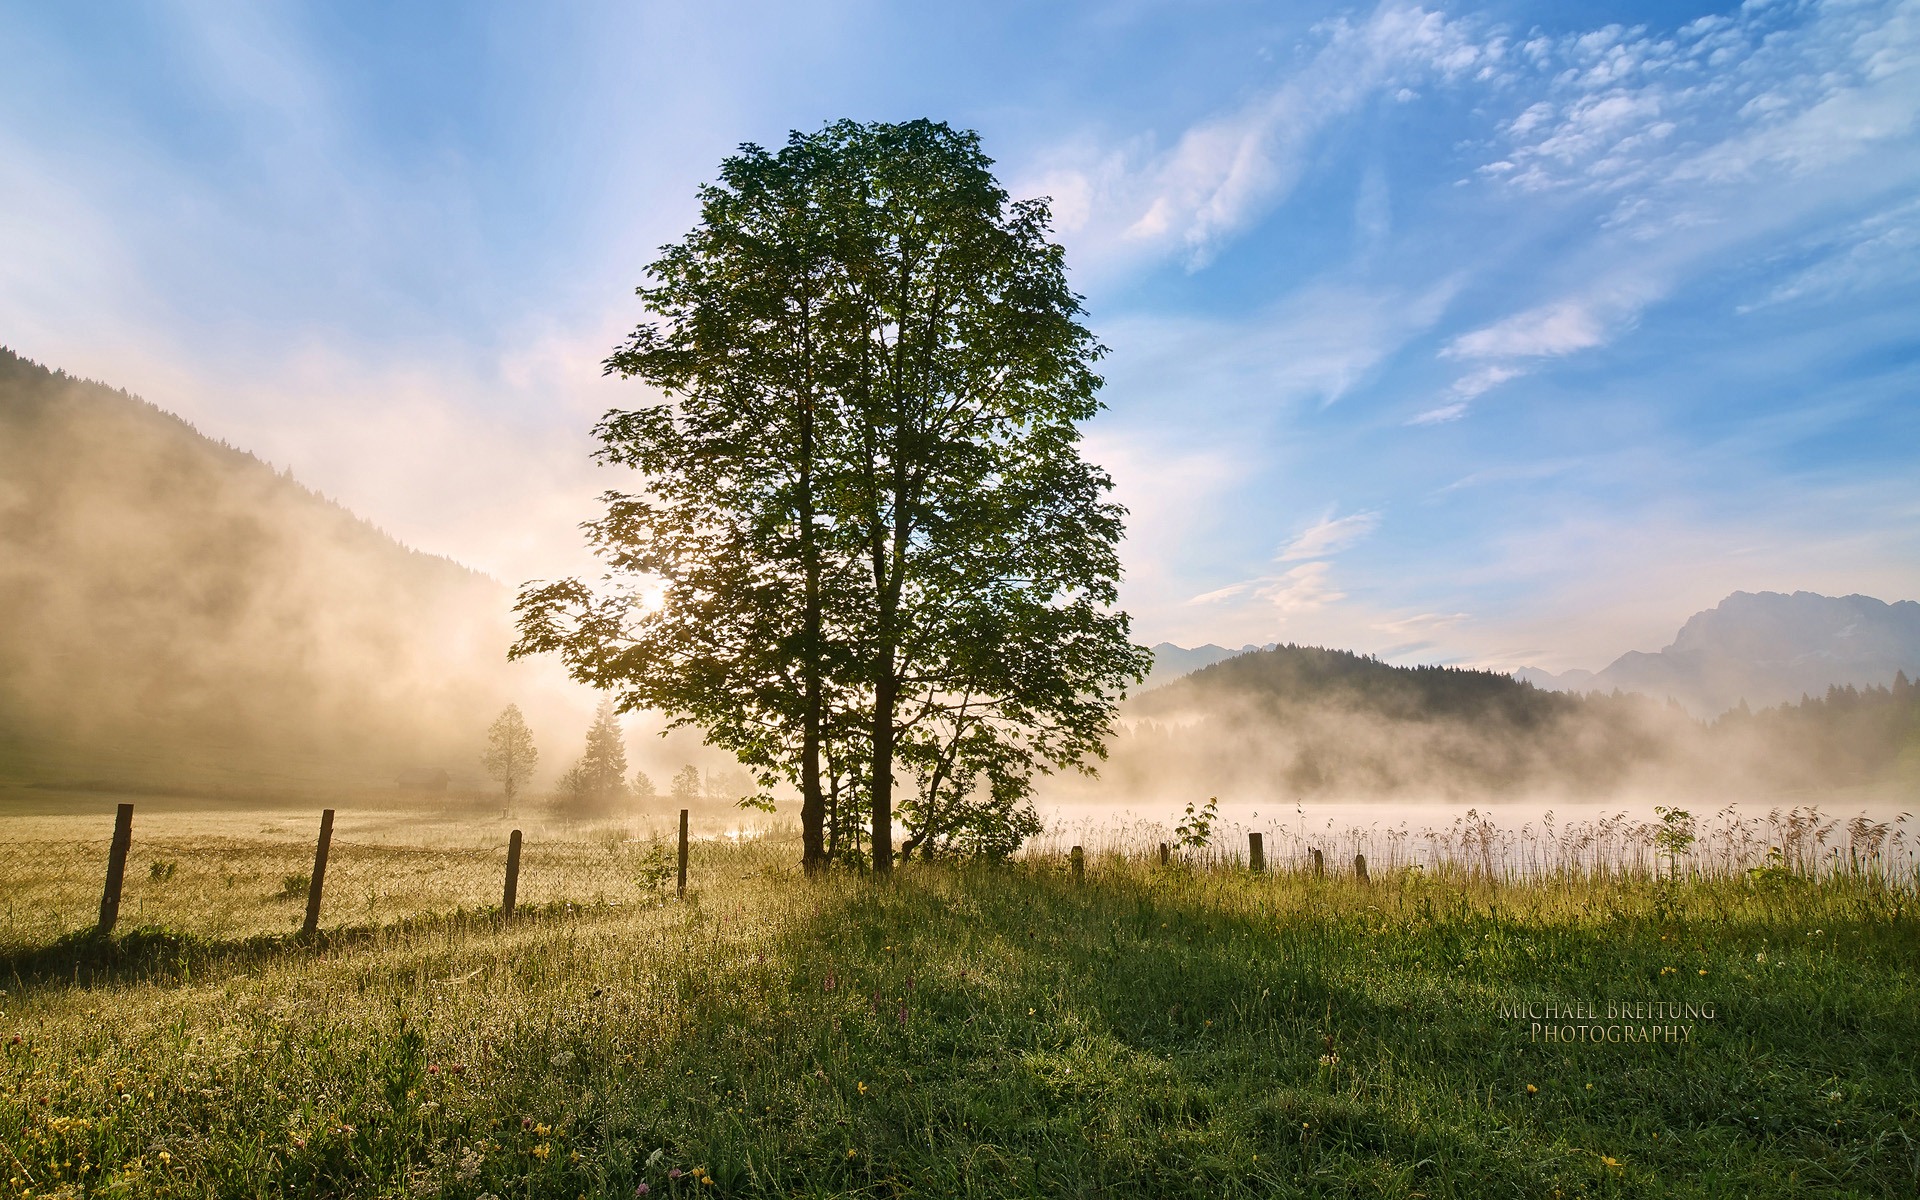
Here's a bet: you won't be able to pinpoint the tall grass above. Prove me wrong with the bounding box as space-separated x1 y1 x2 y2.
2 824 1916 1198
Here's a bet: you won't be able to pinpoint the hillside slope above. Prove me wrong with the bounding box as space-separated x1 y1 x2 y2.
1104 643 1919 802
0 348 522 792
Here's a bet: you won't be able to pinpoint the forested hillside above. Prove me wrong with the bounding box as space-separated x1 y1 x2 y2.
0 348 521 793
1108 644 1920 801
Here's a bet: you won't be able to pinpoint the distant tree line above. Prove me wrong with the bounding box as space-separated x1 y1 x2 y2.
1115 645 1919 799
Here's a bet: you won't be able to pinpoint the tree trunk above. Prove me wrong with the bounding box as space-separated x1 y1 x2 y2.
798 310 826 875
870 650 896 873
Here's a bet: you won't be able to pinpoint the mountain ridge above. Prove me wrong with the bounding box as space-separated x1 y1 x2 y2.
1517 590 1920 716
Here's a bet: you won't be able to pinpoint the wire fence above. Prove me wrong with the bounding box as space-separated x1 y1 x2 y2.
0 804 725 952
6 797 1916 951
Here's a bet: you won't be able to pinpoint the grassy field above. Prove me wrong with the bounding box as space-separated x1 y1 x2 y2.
2 824 1918 1199
0 798 769 950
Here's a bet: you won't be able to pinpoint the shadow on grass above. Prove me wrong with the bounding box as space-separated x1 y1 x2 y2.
726 860 1920 1197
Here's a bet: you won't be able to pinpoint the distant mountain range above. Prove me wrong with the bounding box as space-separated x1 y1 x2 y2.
1515 591 1920 716
1139 642 1259 691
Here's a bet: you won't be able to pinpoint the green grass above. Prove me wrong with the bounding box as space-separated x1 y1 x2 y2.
2 839 1917 1198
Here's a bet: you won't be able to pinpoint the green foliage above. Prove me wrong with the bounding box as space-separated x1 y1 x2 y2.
513 119 1150 870
669 764 701 804
1174 796 1219 851
278 872 309 898
147 860 177 882
1653 805 1696 877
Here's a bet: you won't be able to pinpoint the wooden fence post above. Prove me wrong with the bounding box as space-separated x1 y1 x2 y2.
1158 842 1170 867
302 809 334 937
1354 852 1369 883
502 829 522 919
1070 845 1085 881
1248 832 1265 873
677 809 689 898
96 803 134 936
1312 848 1325 878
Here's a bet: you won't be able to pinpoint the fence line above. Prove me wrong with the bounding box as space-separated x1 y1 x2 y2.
5 801 1916 951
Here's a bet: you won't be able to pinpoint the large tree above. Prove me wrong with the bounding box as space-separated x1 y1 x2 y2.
514 118 1147 871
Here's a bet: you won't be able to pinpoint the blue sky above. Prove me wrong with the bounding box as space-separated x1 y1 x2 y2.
3 0 1917 672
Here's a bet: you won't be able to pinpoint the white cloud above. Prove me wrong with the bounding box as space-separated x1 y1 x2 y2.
1743 196 1920 309
1256 561 1345 614
1372 611 1471 636
1445 301 1609 359
1191 561 1347 615
1023 3 1505 272
1408 401 1469 426
1279 509 1381 561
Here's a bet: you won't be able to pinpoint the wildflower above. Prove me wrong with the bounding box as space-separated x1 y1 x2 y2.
668 1168 683 1179
857 1081 867 1095
532 1143 552 1159
896 1005 908 1025
847 1148 857 1159
1601 1156 1620 1169
522 1117 534 1130
1698 969 1707 976
635 1186 650 1196
1027 1008 1035 1016
427 1064 440 1075
1526 1084 1538 1096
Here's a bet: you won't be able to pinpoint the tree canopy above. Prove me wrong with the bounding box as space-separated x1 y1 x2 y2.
514 118 1149 870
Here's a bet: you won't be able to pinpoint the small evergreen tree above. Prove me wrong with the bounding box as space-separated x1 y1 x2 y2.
631 769 657 803
480 704 537 814
557 699 630 814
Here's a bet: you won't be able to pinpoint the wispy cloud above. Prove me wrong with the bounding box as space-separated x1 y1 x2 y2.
1407 401 1469 426
1445 302 1610 359
1190 561 1346 614
1279 509 1381 561
1031 3 1507 271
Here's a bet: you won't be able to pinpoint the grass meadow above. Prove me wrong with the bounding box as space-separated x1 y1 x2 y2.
2 804 1917 1199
